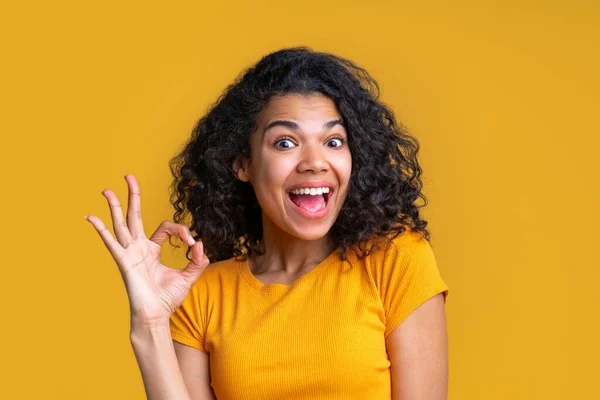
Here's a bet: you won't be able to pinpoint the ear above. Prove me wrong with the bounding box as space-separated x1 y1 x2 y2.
232 156 251 182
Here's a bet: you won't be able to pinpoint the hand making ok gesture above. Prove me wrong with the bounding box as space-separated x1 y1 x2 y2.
85 175 210 327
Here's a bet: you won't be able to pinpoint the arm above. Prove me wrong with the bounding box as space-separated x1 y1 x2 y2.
385 293 449 400
130 321 215 400
86 175 213 399
173 341 216 400
130 321 192 400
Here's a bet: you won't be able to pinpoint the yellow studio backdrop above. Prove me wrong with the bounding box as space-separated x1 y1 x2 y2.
1 1 598 399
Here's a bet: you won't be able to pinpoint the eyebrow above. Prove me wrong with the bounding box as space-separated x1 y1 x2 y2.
263 118 345 134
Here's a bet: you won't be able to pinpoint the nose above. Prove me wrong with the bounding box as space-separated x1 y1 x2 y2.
297 143 328 173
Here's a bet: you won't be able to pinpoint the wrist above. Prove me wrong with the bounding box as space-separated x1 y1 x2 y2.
130 317 171 335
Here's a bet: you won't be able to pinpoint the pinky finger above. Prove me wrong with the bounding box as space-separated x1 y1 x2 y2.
85 215 125 260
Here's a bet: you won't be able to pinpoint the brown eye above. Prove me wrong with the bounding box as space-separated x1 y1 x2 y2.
326 138 344 148
274 138 296 149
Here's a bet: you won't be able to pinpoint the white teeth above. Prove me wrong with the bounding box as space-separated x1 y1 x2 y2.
290 187 331 195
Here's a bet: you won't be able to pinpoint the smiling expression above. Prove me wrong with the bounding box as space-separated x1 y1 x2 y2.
235 93 352 241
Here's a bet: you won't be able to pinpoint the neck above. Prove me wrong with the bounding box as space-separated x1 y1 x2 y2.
250 215 336 275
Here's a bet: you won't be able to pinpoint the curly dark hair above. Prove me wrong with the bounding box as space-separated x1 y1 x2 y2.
169 46 431 263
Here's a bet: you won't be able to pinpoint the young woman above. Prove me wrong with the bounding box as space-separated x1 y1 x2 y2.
86 47 450 400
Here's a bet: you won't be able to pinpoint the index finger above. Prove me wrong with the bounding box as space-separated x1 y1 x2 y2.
124 174 146 239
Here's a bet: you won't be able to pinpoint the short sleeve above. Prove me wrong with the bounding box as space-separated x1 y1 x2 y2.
374 232 449 338
169 280 208 352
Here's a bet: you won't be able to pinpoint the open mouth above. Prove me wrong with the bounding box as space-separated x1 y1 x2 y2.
288 187 332 213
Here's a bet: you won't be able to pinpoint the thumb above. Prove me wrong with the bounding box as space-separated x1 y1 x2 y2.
180 240 210 286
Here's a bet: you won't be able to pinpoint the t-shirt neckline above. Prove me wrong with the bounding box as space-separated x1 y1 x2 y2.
236 249 341 291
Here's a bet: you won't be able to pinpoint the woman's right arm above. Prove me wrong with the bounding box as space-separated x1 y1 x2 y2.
130 321 191 399
85 175 213 400
173 341 216 400
129 321 215 400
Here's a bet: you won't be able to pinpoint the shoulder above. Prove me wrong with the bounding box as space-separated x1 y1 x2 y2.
389 227 430 248
203 256 239 276
388 228 435 262
361 228 449 337
180 257 240 316
189 256 240 290
358 227 439 287
365 227 433 264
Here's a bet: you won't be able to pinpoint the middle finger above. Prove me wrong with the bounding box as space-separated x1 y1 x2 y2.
102 189 133 246
125 174 146 239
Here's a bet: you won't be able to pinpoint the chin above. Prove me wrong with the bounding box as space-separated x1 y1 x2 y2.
291 228 331 242
283 219 336 242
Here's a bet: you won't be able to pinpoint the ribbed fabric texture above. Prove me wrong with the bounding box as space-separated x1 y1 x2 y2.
170 228 449 399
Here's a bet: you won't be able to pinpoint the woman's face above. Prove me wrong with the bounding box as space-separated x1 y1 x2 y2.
237 93 352 241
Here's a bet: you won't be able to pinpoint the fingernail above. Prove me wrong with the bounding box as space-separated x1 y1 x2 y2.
84 215 88 220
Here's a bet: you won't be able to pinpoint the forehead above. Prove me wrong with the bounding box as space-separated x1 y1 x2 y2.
257 93 341 125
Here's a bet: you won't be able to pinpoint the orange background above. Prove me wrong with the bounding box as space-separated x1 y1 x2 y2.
1 1 598 398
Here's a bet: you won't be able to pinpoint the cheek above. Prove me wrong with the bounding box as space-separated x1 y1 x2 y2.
249 158 294 224
334 151 352 183
251 154 296 196
331 152 352 204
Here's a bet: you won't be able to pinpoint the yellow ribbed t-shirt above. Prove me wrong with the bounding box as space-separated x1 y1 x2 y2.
170 229 449 399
